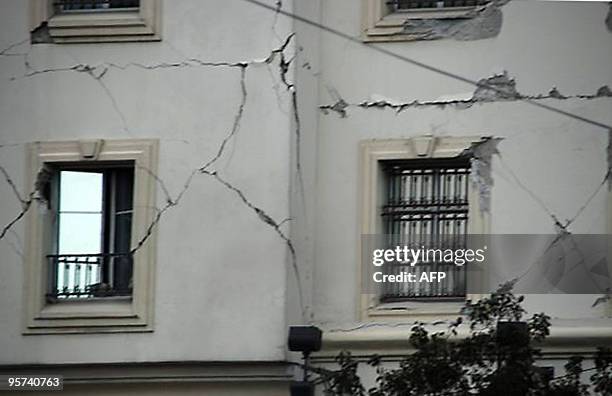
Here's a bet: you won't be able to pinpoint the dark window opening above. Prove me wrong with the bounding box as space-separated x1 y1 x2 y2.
54 0 140 13
380 157 471 302
46 162 135 300
390 0 489 11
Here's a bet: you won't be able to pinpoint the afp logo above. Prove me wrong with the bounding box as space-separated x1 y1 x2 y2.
420 272 446 283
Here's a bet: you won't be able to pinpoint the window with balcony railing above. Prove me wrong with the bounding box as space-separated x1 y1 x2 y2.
46 164 135 301
380 158 470 301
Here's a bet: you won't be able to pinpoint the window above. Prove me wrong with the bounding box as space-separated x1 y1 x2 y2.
47 164 135 301
54 0 140 12
359 136 489 320
392 0 489 11
29 0 161 43
24 139 158 334
380 158 470 301
362 0 492 42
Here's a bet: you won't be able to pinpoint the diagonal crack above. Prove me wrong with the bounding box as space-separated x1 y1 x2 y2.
202 169 305 317
130 34 298 256
0 192 36 240
0 162 38 241
0 163 26 204
2 33 307 317
0 38 29 56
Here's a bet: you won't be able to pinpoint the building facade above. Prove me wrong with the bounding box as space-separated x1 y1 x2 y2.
0 0 611 394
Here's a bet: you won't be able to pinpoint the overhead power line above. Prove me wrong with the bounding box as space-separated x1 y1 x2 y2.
242 0 612 131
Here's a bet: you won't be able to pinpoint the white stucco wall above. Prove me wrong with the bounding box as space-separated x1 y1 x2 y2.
0 0 296 364
296 0 612 328
1 0 612 372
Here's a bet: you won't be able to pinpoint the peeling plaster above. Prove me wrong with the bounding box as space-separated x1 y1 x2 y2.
464 137 503 214
401 0 509 41
471 72 518 102
30 22 52 44
320 72 612 117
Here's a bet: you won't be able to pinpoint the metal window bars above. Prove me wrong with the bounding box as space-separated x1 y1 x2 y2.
46 253 133 300
53 0 139 12
388 0 490 11
381 158 470 301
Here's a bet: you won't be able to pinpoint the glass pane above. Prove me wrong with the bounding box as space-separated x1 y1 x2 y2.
59 171 103 213
58 213 102 255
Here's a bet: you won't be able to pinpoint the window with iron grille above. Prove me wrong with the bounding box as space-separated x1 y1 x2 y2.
391 0 490 11
53 0 139 13
381 157 470 301
46 162 134 300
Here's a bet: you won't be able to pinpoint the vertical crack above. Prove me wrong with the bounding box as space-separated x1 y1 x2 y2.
199 65 248 172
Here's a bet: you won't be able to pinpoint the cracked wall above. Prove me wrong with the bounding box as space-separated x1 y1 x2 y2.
308 0 612 328
0 0 301 365
1 0 612 369
320 71 612 117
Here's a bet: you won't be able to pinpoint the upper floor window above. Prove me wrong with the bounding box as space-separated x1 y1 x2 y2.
54 0 140 13
391 0 489 11
380 158 470 302
362 0 497 42
30 0 161 43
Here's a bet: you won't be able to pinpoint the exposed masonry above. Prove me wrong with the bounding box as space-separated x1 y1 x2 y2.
320 72 612 117
462 137 503 214
31 22 52 44
401 0 509 41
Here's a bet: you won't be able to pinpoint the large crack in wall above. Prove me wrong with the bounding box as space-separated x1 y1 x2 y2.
2 2 612 324
0 28 308 317
320 72 612 117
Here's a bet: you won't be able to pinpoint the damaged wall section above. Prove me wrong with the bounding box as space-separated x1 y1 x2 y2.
401 0 509 41
320 71 612 117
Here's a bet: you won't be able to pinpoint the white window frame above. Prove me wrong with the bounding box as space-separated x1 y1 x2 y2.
362 0 488 42
358 136 490 321
23 139 158 334
30 0 161 43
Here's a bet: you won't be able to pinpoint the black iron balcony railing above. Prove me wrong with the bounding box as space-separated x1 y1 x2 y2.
46 253 133 300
